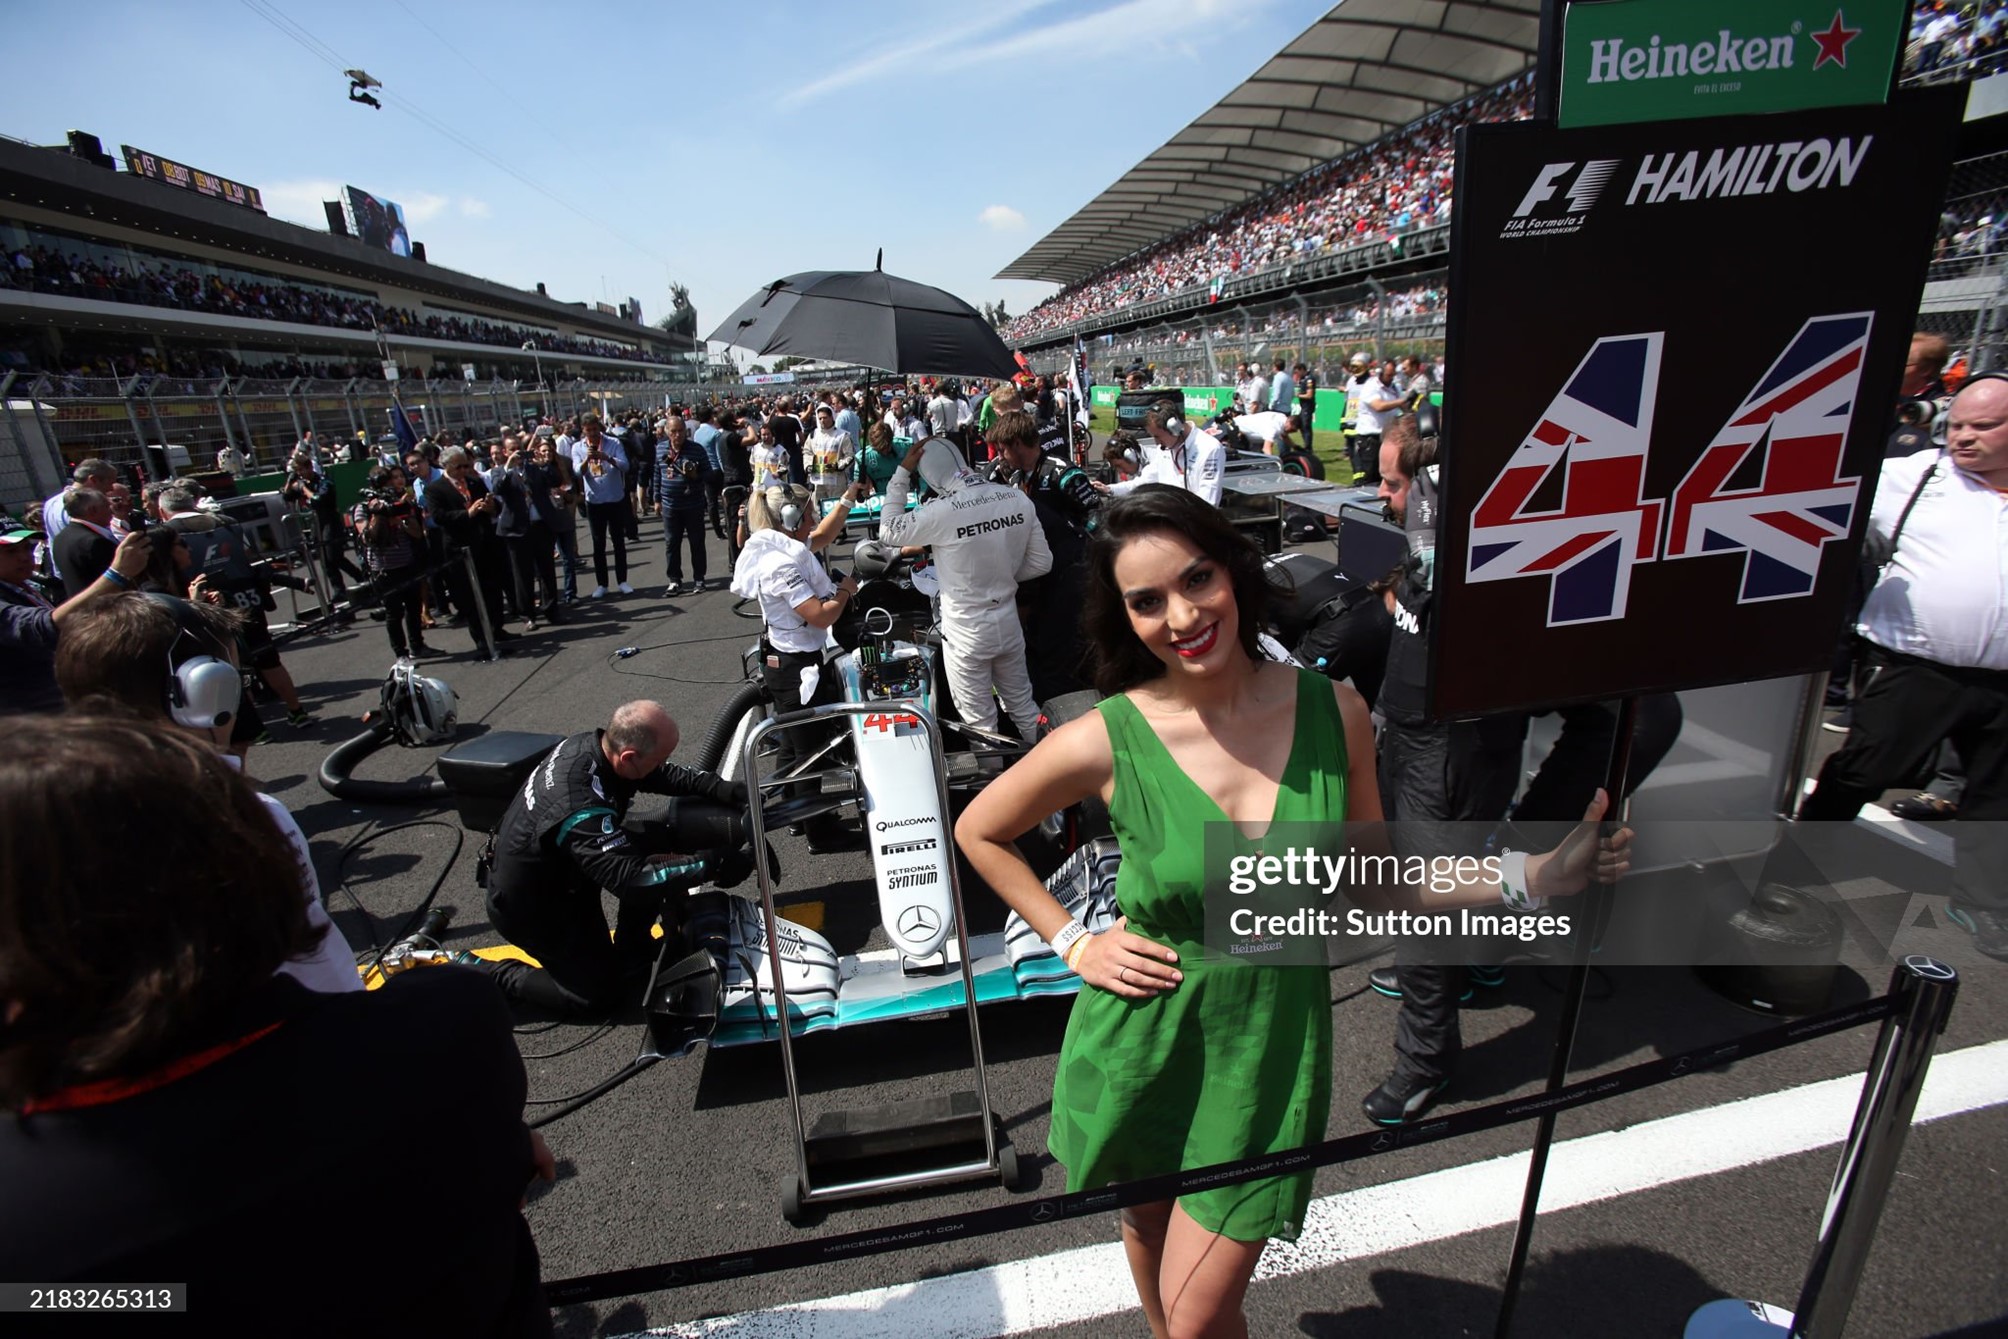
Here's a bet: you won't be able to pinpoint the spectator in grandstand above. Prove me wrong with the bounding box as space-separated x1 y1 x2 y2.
351 466 432 659
1799 374 2008 961
0 714 555 1334
52 488 120 601
571 416 633 598
0 527 149 716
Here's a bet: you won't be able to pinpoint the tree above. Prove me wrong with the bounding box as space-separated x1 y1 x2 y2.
749 364 768 376
982 298 1010 329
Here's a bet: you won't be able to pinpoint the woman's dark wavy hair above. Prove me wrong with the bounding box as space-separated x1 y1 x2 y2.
1083 484 1273 697
0 715 320 1110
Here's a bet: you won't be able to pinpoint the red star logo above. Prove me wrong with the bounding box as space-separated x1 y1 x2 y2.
1811 10 1862 69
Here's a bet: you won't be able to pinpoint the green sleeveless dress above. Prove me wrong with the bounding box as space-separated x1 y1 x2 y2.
1048 667 1340 1242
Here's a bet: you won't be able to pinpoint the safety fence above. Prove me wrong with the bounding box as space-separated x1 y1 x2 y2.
1015 271 1449 393
542 957 1958 1339
0 374 698 510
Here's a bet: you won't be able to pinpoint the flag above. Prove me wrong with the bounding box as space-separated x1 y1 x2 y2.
1208 274 1225 304
388 394 418 453
1071 338 1093 429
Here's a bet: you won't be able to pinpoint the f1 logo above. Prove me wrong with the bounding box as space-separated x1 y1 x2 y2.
1513 160 1621 217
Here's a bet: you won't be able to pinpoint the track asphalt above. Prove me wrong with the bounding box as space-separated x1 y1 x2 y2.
242 514 2007 1338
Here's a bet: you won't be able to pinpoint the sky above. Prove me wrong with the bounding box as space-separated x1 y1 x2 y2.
1 0 1335 363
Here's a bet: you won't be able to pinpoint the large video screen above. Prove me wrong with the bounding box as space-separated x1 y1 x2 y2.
340 186 411 256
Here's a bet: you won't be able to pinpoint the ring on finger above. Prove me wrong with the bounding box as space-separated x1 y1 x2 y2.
1119 964 1130 984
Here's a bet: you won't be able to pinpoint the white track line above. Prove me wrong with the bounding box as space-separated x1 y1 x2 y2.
634 1038 2008 1339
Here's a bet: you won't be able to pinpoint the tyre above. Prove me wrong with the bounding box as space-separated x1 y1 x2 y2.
1281 449 1324 480
781 1172 806 1225
696 679 767 774
998 1140 1024 1192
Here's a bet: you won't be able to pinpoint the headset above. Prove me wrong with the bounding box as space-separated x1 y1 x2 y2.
145 594 241 730
1413 398 1441 443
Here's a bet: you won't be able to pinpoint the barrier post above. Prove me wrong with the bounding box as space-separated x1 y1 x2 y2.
1684 956 1959 1338
462 547 501 661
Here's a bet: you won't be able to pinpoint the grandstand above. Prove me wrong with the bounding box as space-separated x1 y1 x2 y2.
0 128 697 493
1005 0 2008 398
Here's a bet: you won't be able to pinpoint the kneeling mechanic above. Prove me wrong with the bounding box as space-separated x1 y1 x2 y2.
478 700 750 1016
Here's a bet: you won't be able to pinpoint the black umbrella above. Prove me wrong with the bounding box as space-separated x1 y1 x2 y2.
707 253 1020 381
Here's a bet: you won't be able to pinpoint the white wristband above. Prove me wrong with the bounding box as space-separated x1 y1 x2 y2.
1048 918 1090 961
1498 850 1544 912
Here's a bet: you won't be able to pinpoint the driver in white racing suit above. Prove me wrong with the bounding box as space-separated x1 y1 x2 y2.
881 438 1052 741
1106 406 1225 506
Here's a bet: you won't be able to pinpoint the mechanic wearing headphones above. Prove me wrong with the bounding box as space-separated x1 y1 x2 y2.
730 478 869 849
881 436 1052 743
1104 405 1226 506
479 700 751 1017
51 591 360 993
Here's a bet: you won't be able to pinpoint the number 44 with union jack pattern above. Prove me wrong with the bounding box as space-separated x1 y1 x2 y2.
1466 313 1872 627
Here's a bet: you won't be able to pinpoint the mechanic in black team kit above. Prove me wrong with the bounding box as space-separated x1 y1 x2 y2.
476 700 751 1016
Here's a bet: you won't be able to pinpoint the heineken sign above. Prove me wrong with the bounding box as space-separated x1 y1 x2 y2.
1559 0 1906 128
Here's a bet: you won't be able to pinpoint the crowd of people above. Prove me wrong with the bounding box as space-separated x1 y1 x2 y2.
1003 80 1527 342
3 329 2003 1335
2 230 672 365
1907 0 2008 78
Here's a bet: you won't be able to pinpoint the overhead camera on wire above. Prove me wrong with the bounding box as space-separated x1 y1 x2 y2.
345 68 382 110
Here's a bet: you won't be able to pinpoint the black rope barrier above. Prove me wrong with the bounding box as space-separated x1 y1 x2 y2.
543 991 1895 1307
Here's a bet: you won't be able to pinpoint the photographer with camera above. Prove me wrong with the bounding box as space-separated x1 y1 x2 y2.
350 466 432 660
160 487 312 730
280 453 365 603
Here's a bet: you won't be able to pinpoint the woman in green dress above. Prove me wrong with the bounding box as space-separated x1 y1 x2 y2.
958 485 1626 1339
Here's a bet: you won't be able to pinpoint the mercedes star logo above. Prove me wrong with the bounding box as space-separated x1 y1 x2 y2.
897 905 941 939
1030 1202 1058 1223
1903 955 1957 982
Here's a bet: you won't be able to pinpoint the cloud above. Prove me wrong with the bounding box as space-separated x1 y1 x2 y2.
980 205 1027 230
459 197 492 219
782 0 1265 112
780 0 1059 109
400 192 450 225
